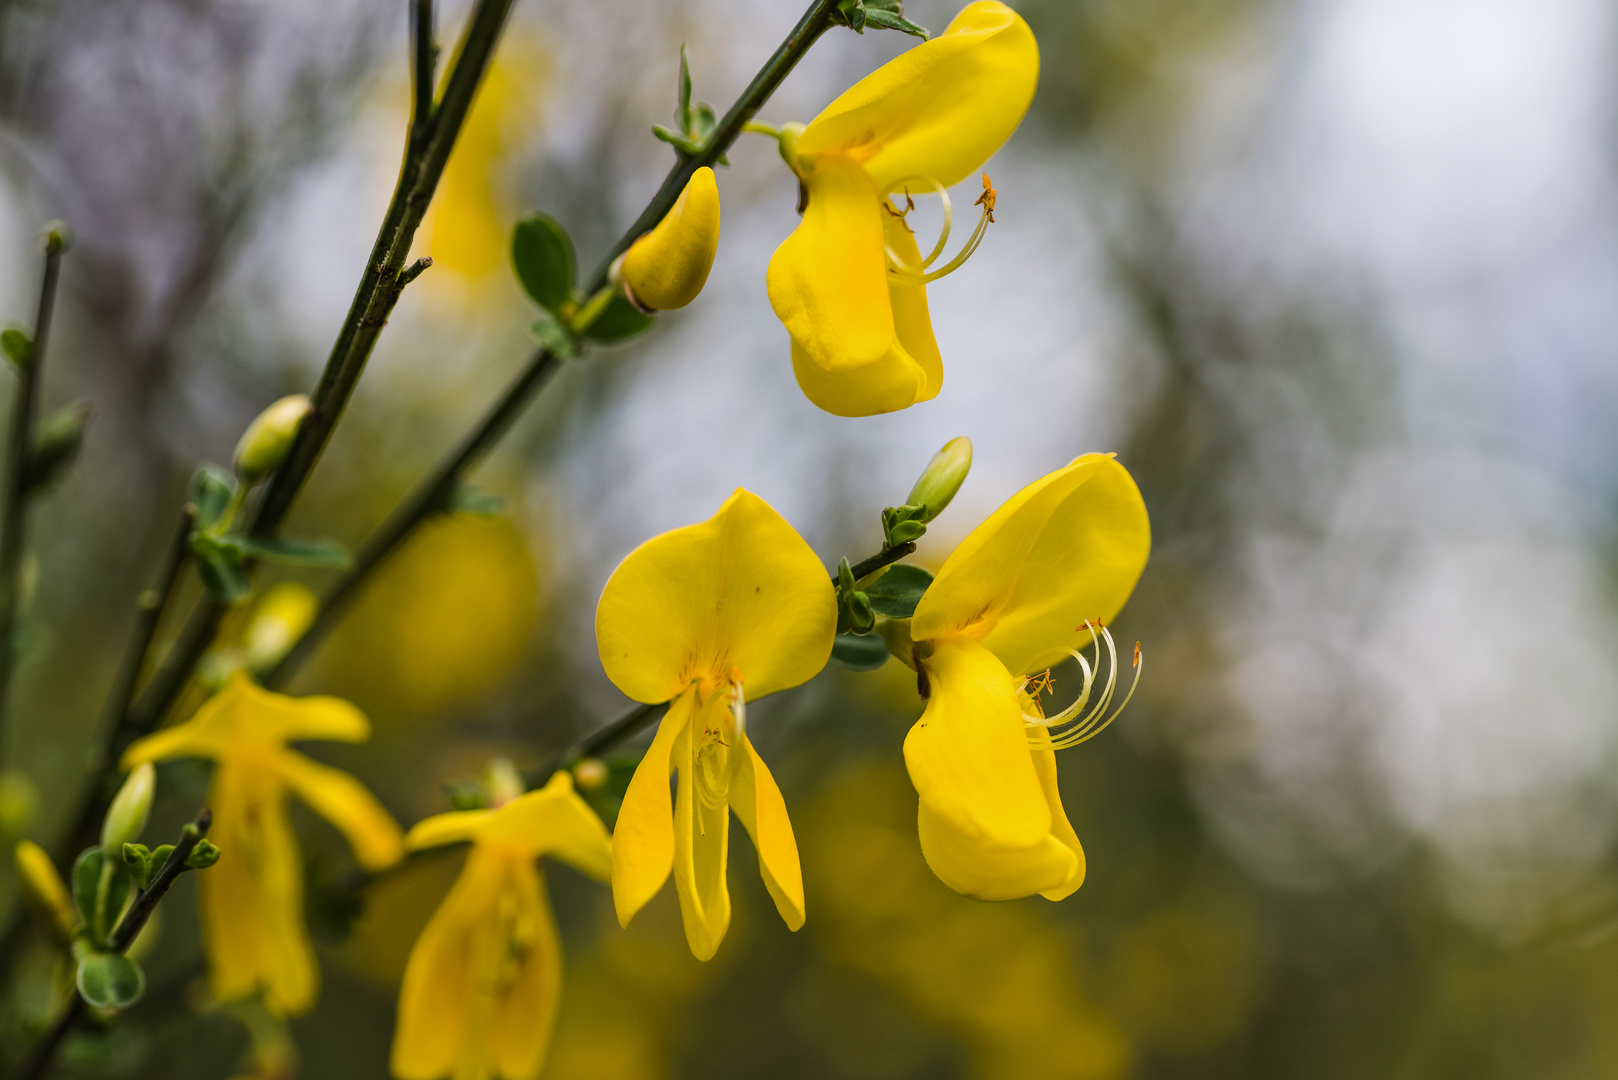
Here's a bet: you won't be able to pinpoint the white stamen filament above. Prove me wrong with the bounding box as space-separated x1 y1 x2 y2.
1020 622 1143 749
880 176 994 287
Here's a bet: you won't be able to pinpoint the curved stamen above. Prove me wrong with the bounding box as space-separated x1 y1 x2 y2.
882 173 997 287
1020 622 1143 749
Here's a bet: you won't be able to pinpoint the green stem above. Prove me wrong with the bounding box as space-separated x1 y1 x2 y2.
742 120 782 137
567 284 618 337
0 235 65 742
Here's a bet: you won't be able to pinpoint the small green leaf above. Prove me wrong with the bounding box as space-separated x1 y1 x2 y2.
148 844 174 877
836 0 868 32
193 548 251 603
863 563 934 618
529 312 577 358
652 125 703 157
864 5 929 38
185 839 221 870
448 484 507 516
187 465 237 530
233 535 351 570
119 844 152 889
581 295 655 343
72 849 103 928
676 44 694 133
76 950 145 1010
2 328 33 368
831 632 890 671
23 401 92 492
511 214 577 313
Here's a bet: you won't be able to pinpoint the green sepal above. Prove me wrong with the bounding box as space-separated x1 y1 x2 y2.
511 213 577 314
187 465 237 530
23 401 92 493
448 483 507 517
862 563 933 618
74 945 145 1011
831 631 890 671
529 311 578 358
185 839 221 870
231 535 352 570
1 328 33 368
581 295 655 343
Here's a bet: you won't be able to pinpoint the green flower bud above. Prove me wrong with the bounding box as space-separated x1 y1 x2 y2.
101 763 155 852
905 436 972 523
233 394 312 486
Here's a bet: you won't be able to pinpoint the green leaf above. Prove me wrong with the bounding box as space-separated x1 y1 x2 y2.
864 4 929 38
511 213 576 313
76 950 145 1010
652 125 703 157
72 849 102 929
448 484 507 516
23 401 92 492
193 548 251 603
836 0 868 32
71 849 131 948
676 44 693 133
185 839 221 870
863 563 934 618
581 295 655 343
187 465 237 530
529 312 577 358
2 328 33 367
831 632 890 671
233 535 352 570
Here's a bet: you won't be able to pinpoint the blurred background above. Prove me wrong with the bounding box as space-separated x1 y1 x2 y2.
3 0 1618 1075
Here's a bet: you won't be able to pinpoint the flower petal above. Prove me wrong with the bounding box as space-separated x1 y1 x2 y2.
596 489 836 701
488 772 612 882
276 750 403 871
611 691 688 926
788 337 925 417
1030 729 1086 901
200 761 318 1015
904 636 1079 900
671 717 731 961
796 1 1039 193
885 210 942 402
912 454 1150 676
767 154 894 374
492 863 564 1079
390 848 505 1079
404 809 495 851
729 734 805 931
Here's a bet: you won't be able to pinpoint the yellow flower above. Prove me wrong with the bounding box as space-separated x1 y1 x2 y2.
122 672 403 1015
619 166 722 311
901 455 1149 901
596 489 836 960
390 772 610 1080
766 1 1038 417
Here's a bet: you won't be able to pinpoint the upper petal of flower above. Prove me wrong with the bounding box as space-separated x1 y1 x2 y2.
911 454 1150 676
596 489 836 702
276 749 403 872
767 155 895 375
796 1 1039 193
404 808 496 851
482 772 612 882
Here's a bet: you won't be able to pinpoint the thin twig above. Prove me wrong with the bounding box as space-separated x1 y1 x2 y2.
6 810 212 1080
845 541 916 584
0 232 66 733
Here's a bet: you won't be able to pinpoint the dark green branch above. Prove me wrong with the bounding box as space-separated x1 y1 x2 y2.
0 231 66 736
844 541 916 583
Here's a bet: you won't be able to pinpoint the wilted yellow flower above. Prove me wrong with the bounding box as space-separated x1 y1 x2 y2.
619 166 721 311
901 455 1149 900
123 672 403 1015
596 489 836 959
767 1 1038 416
391 772 610 1080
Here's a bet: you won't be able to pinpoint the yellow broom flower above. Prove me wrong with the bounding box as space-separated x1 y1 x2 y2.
122 672 403 1015
390 772 610 1080
767 1 1038 416
619 166 722 311
596 489 836 959
900 454 1149 900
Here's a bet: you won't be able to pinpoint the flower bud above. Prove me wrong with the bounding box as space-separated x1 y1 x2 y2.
573 758 609 792
233 394 312 486
618 167 720 311
14 840 76 941
101 763 155 852
243 581 318 671
905 436 973 523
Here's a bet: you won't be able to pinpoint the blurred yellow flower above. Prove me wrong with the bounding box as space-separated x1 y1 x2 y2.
596 489 835 960
767 1 1038 416
619 166 721 311
903 454 1149 900
391 772 610 1080
123 672 403 1015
